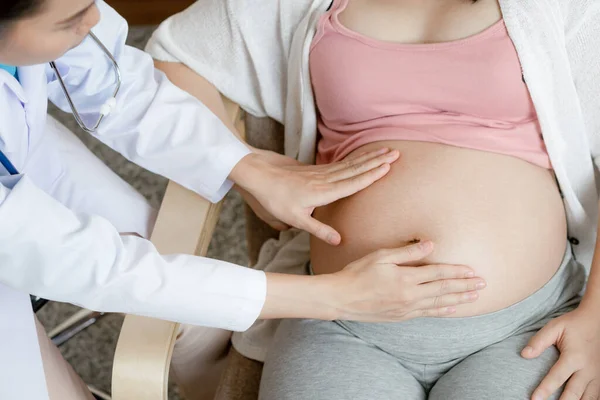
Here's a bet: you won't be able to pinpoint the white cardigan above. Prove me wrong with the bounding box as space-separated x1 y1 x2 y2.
147 0 600 361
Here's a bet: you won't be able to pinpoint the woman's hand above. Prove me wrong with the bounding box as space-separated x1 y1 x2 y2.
522 305 600 400
230 148 400 245
260 241 486 322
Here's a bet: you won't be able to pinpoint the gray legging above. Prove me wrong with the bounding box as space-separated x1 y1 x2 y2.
260 247 584 400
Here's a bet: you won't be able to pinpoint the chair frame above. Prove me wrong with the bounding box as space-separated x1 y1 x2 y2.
111 97 245 400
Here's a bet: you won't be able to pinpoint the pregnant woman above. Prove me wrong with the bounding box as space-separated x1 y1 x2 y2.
147 0 600 399
261 1 586 399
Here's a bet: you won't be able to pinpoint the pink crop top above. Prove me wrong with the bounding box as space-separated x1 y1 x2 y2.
310 0 551 169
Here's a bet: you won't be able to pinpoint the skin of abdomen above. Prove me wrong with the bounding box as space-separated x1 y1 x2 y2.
311 140 567 317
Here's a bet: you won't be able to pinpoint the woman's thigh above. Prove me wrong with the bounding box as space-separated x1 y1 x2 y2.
35 317 94 400
171 325 233 400
429 329 561 400
260 318 425 400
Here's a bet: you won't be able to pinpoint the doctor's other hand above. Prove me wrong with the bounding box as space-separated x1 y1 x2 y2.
230 148 400 245
260 241 486 322
332 241 486 322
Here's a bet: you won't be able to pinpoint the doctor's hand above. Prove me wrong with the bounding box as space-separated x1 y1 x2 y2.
260 241 486 321
230 148 399 245
331 241 486 321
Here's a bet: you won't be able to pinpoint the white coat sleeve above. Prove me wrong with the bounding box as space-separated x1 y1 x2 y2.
0 175 266 331
46 1 250 203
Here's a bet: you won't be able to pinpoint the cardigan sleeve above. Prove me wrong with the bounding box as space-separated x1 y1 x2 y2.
564 0 600 170
145 0 315 124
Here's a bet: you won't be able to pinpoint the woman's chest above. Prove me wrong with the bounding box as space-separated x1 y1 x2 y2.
338 0 502 44
310 0 535 125
310 29 535 124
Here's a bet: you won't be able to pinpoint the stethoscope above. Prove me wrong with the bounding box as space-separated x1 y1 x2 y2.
0 32 122 176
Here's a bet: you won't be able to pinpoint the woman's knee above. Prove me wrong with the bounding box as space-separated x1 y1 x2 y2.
429 332 561 400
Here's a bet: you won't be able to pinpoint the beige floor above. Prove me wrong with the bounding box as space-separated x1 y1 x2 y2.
39 26 249 399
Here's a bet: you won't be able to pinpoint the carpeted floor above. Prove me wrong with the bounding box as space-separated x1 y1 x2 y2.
39 26 248 399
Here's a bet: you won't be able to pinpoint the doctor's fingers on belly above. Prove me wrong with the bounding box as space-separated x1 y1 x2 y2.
254 148 400 245
404 276 488 317
384 268 487 318
335 241 485 321
318 148 401 180
303 149 400 210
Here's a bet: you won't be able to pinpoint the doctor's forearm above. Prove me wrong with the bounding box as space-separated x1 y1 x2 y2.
261 273 339 321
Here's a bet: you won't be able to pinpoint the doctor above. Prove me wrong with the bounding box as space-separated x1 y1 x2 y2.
0 0 484 398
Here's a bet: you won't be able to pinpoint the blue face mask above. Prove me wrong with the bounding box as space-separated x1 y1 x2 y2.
0 64 18 80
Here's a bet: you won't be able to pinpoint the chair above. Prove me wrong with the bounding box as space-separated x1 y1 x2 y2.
112 95 282 400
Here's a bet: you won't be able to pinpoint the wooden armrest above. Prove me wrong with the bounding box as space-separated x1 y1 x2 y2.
112 98 245 400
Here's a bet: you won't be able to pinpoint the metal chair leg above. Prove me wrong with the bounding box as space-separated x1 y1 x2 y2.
89 385 111 400
48 309 106 347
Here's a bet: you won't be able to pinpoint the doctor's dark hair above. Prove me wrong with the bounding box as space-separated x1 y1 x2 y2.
0 0 44 32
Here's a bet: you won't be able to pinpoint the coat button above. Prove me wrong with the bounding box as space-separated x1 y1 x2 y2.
569 237 580 245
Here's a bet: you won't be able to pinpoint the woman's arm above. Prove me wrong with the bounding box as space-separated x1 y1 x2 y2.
506 6 600 398
579 203 600 308
153 60 297 165
565 0 600 310
153 61 242 140
565 0 600 166
522 202 600 400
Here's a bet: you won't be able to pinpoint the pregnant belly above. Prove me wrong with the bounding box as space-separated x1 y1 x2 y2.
311 141 567 316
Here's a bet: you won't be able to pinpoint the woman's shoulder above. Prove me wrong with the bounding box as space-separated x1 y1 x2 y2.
181 0 320 24
157 0 324 42
231 0 326 31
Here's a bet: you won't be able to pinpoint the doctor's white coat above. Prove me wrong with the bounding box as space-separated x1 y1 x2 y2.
0 1 267 332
